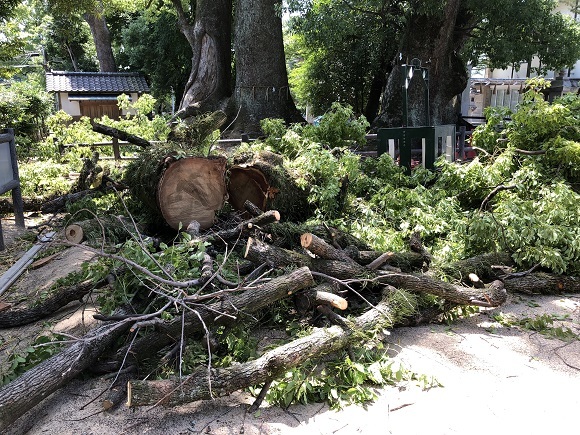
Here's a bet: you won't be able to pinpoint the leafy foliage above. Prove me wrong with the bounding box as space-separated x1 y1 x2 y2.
266 347 440 409
0 334 64 387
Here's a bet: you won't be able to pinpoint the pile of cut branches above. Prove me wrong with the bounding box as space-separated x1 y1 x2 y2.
1 93 580 431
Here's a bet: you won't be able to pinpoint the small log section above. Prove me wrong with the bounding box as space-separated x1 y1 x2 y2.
127 295 393 407
158 157 228 230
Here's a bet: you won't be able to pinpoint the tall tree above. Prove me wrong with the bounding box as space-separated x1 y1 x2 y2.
47 0 123 72
290 0 580 127
376 0 469 127
170 0 232 113
83 4 117 71
168 0 302 133
230 0 303 132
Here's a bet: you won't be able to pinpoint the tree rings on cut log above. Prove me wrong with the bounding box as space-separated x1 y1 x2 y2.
227 166 269 212
65 224 84 244
157 157 227 230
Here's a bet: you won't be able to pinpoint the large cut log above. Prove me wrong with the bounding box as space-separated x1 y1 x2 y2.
378 272 507 307
127 294 393 407
0 316 131 432
158 157 228 230
96 267 315 373
124 148 228 230
229 151 313 222
502 273 580 295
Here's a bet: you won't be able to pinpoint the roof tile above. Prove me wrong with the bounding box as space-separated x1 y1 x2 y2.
46 71 150 93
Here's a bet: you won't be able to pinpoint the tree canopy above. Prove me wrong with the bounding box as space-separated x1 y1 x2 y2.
287 0 580 124
2 0 580 128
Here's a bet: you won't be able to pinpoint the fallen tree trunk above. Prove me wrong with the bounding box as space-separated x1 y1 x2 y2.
92 122 151 148
0 317 131 431
502 272 580 295
127 293 392 407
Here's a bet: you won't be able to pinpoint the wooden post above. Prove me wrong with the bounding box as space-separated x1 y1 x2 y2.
459 126 466 160
0 219 4 251
112 137 121 160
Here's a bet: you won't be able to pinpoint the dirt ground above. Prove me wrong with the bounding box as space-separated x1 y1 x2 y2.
1 215 579 435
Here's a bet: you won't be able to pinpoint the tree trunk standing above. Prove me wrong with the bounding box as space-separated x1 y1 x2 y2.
171 0 232 113
374 0 469 127
231 0 303 134
83 10 116 72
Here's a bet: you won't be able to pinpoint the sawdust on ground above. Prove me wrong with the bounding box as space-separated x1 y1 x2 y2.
1 216 579 435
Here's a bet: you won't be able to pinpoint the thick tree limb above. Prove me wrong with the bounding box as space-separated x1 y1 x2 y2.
0 317 131 431
127 295 392 407
97 267 315 373
441 252 515 283
245 237 368 279
92 122 151 148
502 273 580 295
343 247 426 271
378 272 507 307
301 233 357 264
0 278 107 328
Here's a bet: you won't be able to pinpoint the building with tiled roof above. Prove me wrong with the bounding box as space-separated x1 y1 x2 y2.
46 71 150 120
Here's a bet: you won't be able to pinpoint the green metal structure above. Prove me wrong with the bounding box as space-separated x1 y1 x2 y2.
378 58 456 175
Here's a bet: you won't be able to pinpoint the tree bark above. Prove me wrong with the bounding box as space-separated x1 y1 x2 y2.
0 278 107 328
83 5 116 72
230 0 303 134
442 252 515 283
127 295 392 407
0 318 130 431
378 272 507 307
171 0 232 113
502 273 580 295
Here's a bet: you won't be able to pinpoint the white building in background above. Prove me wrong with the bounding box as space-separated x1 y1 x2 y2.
462 0 580 124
